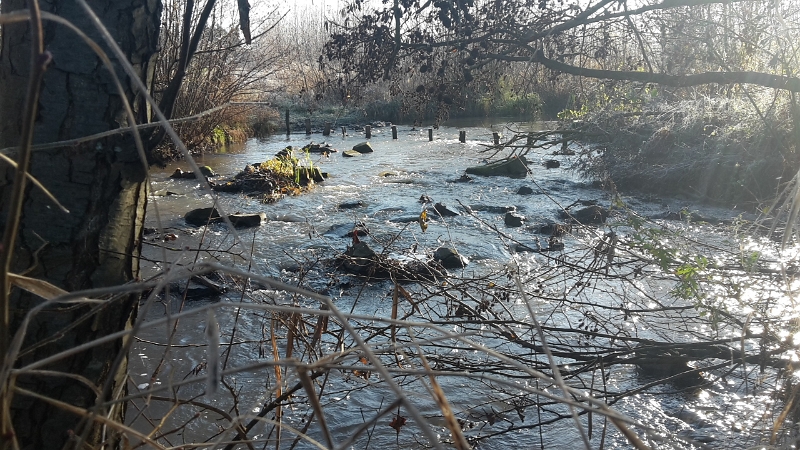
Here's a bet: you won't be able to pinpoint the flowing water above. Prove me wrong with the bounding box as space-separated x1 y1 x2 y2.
129 121 796 449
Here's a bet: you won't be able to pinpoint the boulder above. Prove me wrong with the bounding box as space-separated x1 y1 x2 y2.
564 205 609 224
352 142 374 153
185 208 266 228
199 165 216 177
505 211 525 227
451 174 473 183
433 202 459 217
465 156 529 178
543 159 560 169
433 247 469 269
229 213 266 228
517 186 534 195
343 150 361 157
185 207 221 226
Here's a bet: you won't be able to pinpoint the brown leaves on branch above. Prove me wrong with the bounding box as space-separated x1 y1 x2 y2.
389 414 407 433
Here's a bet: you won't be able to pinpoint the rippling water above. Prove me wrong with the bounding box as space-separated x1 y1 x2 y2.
130 122 795 449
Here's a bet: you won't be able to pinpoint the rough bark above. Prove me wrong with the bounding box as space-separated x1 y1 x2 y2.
0 0 160 448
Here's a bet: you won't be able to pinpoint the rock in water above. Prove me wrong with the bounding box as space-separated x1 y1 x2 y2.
229 213 266 228
505 211 525 227
342 242 380 275
465 156 529 178
433 247 469 269
564 205 609 224
517 186 534 195
543 159 560 169
470 204 516 214
185 207 221 225
352 142 374 153
343 150 362 157
433 202 459 217
338 200 365 209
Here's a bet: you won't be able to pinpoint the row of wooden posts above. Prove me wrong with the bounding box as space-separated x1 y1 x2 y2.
286 113 503 145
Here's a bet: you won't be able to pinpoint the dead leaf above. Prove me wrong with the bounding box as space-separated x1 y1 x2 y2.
389 415 407 433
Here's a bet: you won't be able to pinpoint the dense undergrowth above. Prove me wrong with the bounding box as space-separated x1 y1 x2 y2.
572 93 799 208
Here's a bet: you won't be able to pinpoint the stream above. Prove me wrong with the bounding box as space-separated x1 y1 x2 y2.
129 121 795 449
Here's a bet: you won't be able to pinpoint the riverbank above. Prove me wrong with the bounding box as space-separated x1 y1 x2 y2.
572 97 798 209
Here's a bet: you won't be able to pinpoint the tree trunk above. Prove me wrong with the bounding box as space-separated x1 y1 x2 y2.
0 0 160 448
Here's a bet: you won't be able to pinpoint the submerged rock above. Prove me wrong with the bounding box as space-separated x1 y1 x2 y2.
543 159 560 169
343 150 362 157
338 200 365 209
517 186 534 195
433 247 469 269
465 156 529 178
634 347 704 388
505 211 525 227
433 202 459 217
470 204 517 214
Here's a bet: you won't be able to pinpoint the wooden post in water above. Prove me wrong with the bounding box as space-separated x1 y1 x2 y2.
428 128 433 141
323 122 331 136
305 119 311 135
285 109 290 136
391 125 398 139
459 130 466 143
341 126 347 137
365 125 372 139
493 132 500 145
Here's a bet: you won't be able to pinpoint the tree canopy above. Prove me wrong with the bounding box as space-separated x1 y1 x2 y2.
325 0 800 107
